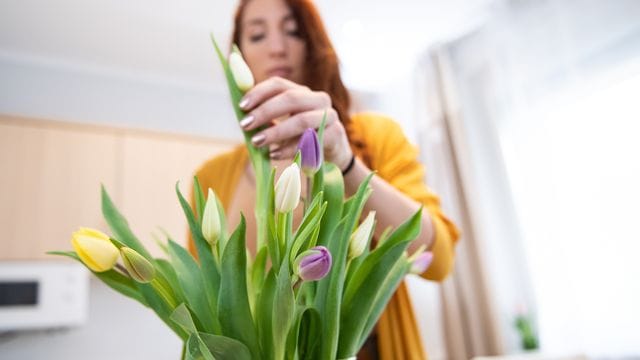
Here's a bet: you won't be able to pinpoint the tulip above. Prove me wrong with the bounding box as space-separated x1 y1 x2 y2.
297 128 322 176
228 49 254 92
348 211 376 259
201 188 222 246
275 163 301 213
294 246 332 281
71 227 119 272
410 251 434 275
121 247 156 283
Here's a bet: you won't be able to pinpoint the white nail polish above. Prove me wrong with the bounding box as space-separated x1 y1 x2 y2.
240 115 254 128
251 133 266 145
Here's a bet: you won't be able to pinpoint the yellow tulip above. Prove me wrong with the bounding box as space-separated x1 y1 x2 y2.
71 228 119 272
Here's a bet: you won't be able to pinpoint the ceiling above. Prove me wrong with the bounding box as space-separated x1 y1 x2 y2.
0 0 493 92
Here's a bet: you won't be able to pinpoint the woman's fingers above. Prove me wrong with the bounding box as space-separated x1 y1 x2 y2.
250 108 337 147
240 76 299 111
239 81 331 131
268 140 299 160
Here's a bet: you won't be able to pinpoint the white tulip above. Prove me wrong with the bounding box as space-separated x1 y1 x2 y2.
349 211 376 259
229 51 255 92
275 163 301 213
202 188 222 246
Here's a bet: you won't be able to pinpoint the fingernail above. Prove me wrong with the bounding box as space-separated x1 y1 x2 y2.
251 133 266 146
270 151 280 159
239 97 250 110
239 115 254 128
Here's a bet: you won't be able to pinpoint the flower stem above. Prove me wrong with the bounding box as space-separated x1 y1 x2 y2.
305 176 312 211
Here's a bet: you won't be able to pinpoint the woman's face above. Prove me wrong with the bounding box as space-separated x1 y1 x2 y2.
239 0 307 84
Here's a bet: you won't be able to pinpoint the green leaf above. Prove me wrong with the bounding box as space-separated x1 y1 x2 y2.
210 34 245 123
315 172 373 359
193 176 206 221
193 332 253 360
101 185 152 259
273 259 295 360
344 221 378 292
155 258 186 305
342 208 422 308
176 182 222 333
256 270 276 358
315 163 344 248
250 246 268 304
215 190 229 253
289 192 326 265
317 112 327 155
337 243 412 357
171 303 199 335
172 262 251 360
266 169 280 268
297 307 322 360
293 150 301 167
314 220 347 360
212 33 271 256
168 239 218 334
185 333 215 360
218 215 260 358
357 259 411 350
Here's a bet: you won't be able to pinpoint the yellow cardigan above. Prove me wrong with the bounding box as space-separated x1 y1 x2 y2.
191 113 460 359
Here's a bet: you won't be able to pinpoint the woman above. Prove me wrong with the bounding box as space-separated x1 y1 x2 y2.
191 0 460 358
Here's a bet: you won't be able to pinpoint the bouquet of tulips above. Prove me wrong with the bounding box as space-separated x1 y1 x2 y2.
49 36 433 360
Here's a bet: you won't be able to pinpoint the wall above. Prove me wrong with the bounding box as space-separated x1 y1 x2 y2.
0 52 241 141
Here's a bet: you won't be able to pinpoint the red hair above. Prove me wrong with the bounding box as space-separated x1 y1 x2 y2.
232 0 352 127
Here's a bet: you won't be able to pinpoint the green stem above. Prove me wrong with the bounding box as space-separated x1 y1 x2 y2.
249 147 270 251
305 176 312 211
277 212 287 265
212 243 220 268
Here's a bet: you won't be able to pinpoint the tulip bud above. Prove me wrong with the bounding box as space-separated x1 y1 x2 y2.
348 211 376 259
201 188 221 246
294 246 332 281
121 247 156 283
410 251 434 275
71 228 119 272
297 128 322 176
228 49 254 92
275 163 301 213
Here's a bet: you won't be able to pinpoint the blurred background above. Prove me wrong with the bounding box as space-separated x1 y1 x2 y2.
1 0 639 359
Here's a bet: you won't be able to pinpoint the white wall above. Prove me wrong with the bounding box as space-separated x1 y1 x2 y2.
0 51 241 140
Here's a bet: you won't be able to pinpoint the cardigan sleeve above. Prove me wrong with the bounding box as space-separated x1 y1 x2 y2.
355 113 460 281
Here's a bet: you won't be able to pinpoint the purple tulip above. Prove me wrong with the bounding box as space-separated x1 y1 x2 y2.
294 246 332 281
297 128 322 176
410 251 434 275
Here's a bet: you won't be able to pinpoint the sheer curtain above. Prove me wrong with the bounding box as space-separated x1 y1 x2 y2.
414 0 640 357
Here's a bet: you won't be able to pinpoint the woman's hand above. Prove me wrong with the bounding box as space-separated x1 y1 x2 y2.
238 77 353 171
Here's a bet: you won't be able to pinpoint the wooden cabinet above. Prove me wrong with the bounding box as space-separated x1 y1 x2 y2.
0 115 235 259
